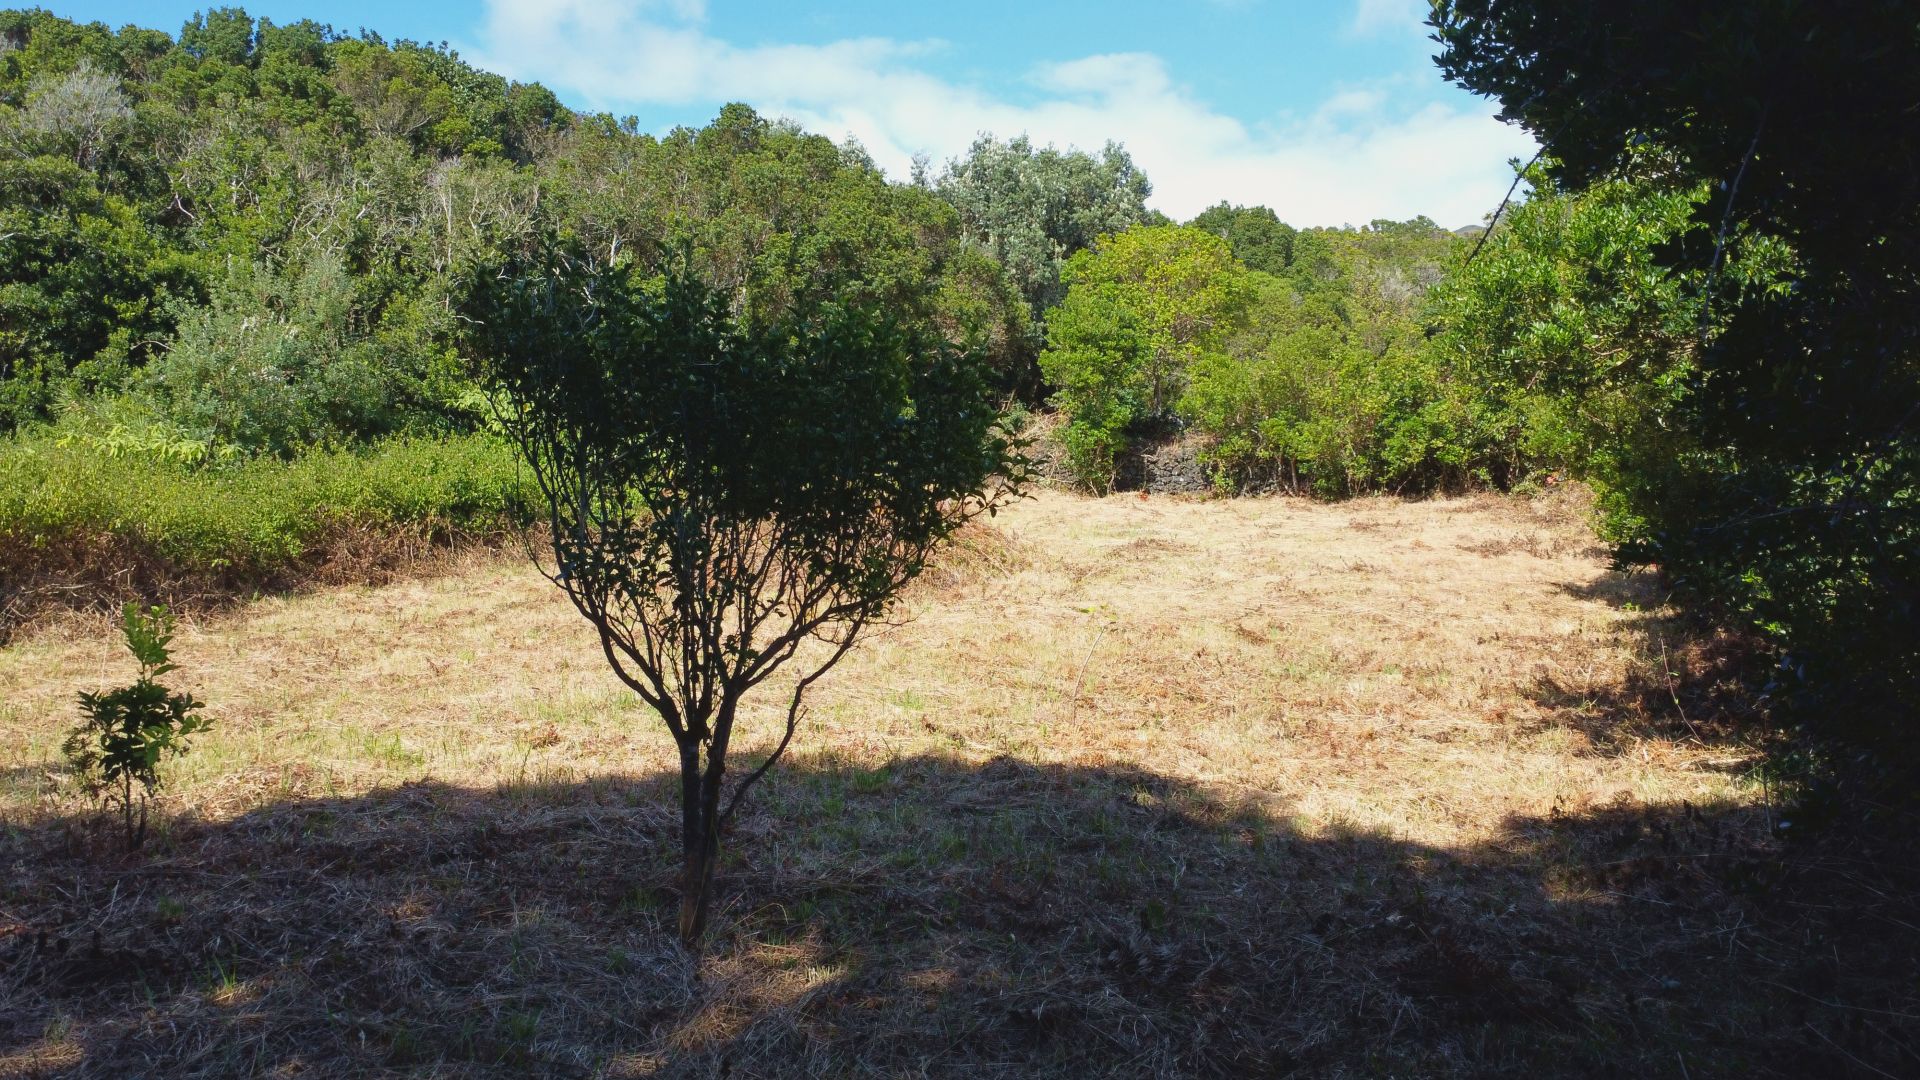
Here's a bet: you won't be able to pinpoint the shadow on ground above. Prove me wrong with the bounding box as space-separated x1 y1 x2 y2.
3 754 1916 1078
1529 568 1779 762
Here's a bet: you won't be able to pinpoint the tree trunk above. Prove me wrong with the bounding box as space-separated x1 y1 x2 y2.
677 740 708 946
678 827 719 946
677 740 728 948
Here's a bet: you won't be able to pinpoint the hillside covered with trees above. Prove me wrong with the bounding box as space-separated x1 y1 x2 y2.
0 8 1506 612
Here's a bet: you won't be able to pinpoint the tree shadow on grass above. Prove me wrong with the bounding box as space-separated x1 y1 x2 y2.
2 754 1916 1079
1531 570 1776 761
1558 567 1669 613
0 763 61 798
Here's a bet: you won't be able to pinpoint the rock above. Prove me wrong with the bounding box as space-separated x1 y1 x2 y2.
1117 431 1213 495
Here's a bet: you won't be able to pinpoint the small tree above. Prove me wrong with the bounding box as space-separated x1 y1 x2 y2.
463 250 1025 946
63 603 211 848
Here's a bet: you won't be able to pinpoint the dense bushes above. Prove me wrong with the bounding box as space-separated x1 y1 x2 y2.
1041 218 1487 495
0 155 191 429
1185 224 1475 495
1424 162 1716 544
1039 226 1252 490
0 431 534 591
0 10 1032 436
148 253 468 455
1185 293 1441 496
0 8 1038 625
1431 0 1920 756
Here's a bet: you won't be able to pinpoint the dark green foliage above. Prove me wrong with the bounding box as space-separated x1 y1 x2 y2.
1433 0 1920 732
0 8 1026 435
1426 161 1726 532
1188 202 1295 274
0 8 1038 628
147 253 464 455
552 104 1015 356
0 7 568 435
1039 285 1150 491
0 156 189 428
178 8 256 67
62 602 210 847
462 248 1026 945
1185 278 1444 497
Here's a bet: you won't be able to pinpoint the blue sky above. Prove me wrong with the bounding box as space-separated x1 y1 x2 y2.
48 0 1534 227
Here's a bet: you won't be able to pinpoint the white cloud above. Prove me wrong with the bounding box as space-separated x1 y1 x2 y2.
1350 0 1428 38
465 0 1534 228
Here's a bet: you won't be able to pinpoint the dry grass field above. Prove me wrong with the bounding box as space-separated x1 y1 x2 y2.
2 490 1915 1077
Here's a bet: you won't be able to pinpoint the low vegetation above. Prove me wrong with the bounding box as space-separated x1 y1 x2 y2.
61 603 209 848
2 491 1911 1076
0 432 536 635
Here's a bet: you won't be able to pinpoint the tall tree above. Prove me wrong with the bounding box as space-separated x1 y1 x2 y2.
1189 202 1295 275
935 135 1152 321
1433 1 1920 730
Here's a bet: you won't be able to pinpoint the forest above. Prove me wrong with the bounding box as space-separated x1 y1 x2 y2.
2 3 1917 1077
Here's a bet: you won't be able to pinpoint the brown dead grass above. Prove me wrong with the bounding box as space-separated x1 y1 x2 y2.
0 521 527 647
2 490 1915 1077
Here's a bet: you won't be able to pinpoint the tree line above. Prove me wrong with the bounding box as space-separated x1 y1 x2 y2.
0 8 1050 447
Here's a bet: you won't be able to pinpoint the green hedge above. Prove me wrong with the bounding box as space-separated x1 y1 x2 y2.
0 433 538 578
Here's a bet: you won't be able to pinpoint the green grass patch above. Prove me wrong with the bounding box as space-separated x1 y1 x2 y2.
0 432 538 628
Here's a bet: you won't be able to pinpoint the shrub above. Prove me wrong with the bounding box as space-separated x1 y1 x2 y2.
1037 220 1495 496
1423 162 1712 525
1177 224 1486 496
147 254 467 456
1039 226 1253 491
63 602 210 847
463 251 1026 946
1039 288 1148 491
1433 0 1920 746
0 431 538 620
1182 295 1409 495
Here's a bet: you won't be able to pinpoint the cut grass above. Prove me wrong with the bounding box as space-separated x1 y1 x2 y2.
1 489 1915 1077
